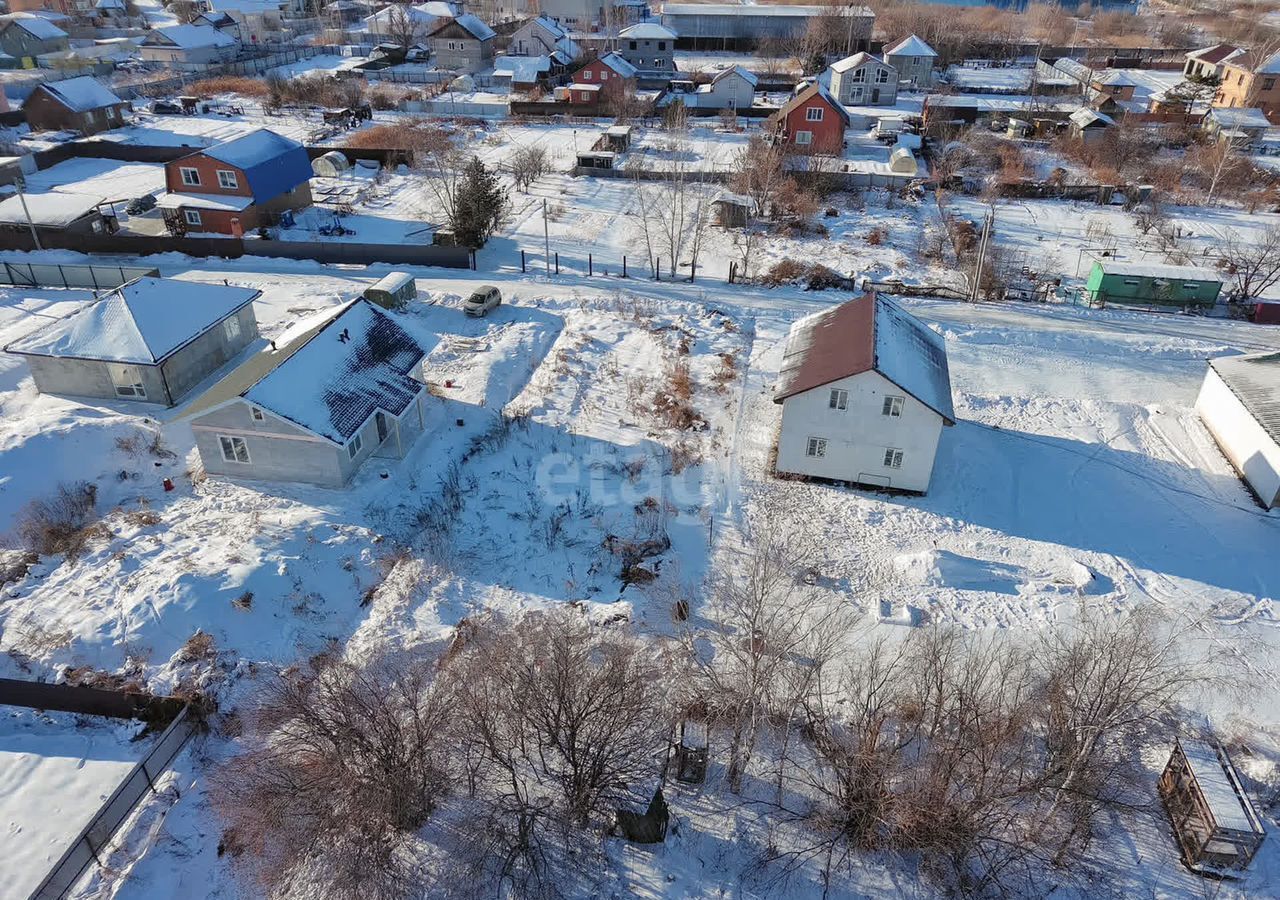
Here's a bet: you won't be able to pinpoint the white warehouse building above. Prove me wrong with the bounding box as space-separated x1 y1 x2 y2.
773 293 954 493
1196 352 1280 509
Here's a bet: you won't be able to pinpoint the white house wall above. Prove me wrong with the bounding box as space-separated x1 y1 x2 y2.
776 370 944 493
1196 368 1280 508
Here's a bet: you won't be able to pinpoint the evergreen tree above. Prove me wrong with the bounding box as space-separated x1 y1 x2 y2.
453 157 508 248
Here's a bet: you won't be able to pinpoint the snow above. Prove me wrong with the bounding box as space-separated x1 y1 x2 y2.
5 277 258 364
202 128 301 171
156 191 254 212
1096 260 1220 281
39 75 121 113
6 14 67 39
22 159 165 202
1178 741 1260 834
885 34 937 58
619 22 676 40
0 709 147 900
148 23 236 50
0 191 101 227
873 295 955 422
1209 352 1280 444
450 13 495 41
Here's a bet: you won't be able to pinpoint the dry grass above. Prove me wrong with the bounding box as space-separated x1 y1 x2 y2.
652 358 700 431
179 630 217 664
16 482 107 559
188 76 271 98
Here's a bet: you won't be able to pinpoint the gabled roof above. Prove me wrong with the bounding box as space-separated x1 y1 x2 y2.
238 299 427 444
774 293 955 424
2 14 67 40
189 129 311 199
429 13 495 40
711 64 757 87
195 10 238 27
1230 48 1280 74
145 23 237 49
1070 107 1114 128
620 22 676 39
1208 352 1280 446
1187 43 1244 65
830 51 880 73
779 81 850 125
885 34 936 58
528 14 567 39
31 75 122 113
589 51 638 79
1207 105 1272 129
5 277 258 365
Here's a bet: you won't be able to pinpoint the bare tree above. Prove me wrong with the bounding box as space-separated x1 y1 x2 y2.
507 143 551 193
382 3 427 51
730 134 788 218
1219 224 1280 300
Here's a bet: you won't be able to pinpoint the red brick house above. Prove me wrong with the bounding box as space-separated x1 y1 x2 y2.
772 82 850 155
157 129 313 236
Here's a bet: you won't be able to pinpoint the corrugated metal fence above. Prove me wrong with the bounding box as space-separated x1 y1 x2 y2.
0 262 158 290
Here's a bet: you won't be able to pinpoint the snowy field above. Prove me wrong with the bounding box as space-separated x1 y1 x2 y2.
0 240 1277 896
0 709 148 900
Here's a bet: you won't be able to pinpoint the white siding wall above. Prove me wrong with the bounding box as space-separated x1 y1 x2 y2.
707 72 755 109
776 370 945 493
1196 368 1280 508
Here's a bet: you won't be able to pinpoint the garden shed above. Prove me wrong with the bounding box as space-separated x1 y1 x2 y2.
1158 738 1265 873
1083 260 1223 309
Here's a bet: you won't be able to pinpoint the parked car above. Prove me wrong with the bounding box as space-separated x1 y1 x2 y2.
125 194 157 215
464 285 501 317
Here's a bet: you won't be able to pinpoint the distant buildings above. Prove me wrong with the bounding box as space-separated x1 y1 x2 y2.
883 34 936 89
0 14 69 61
139 23 240 64
659 3 872 51
617 22 676 75
1213 49 1280 118
426 13 496 73
1196 352 1280 509
1184 44 1245 81
22 76 127 136
773 293 954 494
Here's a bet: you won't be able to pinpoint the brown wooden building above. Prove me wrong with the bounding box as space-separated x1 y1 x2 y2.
23 76 128 136
1159 738 1266 874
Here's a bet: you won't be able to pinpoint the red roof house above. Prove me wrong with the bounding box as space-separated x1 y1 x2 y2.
772 81 850 155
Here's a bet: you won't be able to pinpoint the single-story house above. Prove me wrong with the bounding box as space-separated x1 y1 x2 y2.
884 34 937 89
3 277 260 406
772 81 849 154
22 76 128 136
494 54 552 90
139 23 240 64
1083 260 1223 308
1203 106 1273 146
1069 107 1115 144
660 64 757 111
1158 738 1266 872
830 52 899 106
0 191 110 236
158 129 313 235
0 14 69 61
427 13 496 74
184 298 431 487
773 292 955 494
1196 351 1280 509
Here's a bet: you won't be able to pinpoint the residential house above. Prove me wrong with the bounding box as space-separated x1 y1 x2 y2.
884 34 936 88
829 52 898 106
773 81 849 154
206 0 286 44
3 277 260 406
0 191 109 236
363 2 452 45
139 23 240 64
573 51 638 90
184 299 431 487
94 0 128 18
1196 352 1280 509
618 22 676 75
507 14 581 63
427 14 496 74
23 76 127 136
772 293 955 494
535 0 606 33
1213 49 1280 119
659 3 873 51
1083 260 1223 309
698 65 756 109
157 129 313 235
1159 739 1267 871
1184 44 1245 82
1068 107 1114 145
0 14 69 61
193 10 242 39
1203 105 1272 145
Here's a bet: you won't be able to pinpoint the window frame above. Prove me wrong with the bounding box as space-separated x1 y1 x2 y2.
179 166 200 186
216 169 239 189
250 406 265 422
883 447 903 469
882 395 904 417
805 436 827 458
348 432 363 459
795 129 813 145
109 363 146 399
829 388 848 411
582 68 593 79
184 209 202 227
218 434 251 464
805 105 824 122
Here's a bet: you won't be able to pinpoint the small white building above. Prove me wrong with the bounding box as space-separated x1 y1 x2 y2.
698 65 757 109
773 293 954 493
1196 352 1280 509
884 34 937 88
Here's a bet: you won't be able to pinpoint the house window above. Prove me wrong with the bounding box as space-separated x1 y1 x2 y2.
217 169 239 189
348 433 363 459
850 86 863 100
876 69 890 83
795 130 813 145
657 41 665 50
629 40 637 50
806 106 824 121
219 435 251 464
600 70 608 79
806 437 827 458
109 364 146 399
223 315 241 342
250 406 265 421
852 69 866 82
583 69 592 79
1265 78 1277 91
829 388 848 410
882 395 904 417
883 448 903 469
184 209 202 227
179 167 201 186
653 58 663 67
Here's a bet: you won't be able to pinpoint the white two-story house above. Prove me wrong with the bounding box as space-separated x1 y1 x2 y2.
773 293 954 494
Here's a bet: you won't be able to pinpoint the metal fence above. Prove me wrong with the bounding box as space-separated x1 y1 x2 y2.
28 706 197 900
0 262 158 291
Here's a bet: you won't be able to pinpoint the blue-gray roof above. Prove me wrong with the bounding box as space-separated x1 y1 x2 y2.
197 130 312 203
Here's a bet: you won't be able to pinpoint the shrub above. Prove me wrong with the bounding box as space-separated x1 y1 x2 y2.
760 258 807 287
15 482 106 559
187 76 270 98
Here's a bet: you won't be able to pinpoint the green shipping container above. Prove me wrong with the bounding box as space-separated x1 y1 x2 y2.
1084 260 1223 308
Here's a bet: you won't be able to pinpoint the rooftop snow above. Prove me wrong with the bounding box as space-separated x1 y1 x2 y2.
774 293 955 424
885 34 937 58
620 22 677 39
530 14 567 39
242 299 426 444
495 55 550 82
148 23 236 49
594 51 637 78
4 14 67 40
209 0 284 13
712 64 757 86
36 75 122 113
1070 108 1114 128
1178 741 1263 835
1209 352 1280 446
449 13 496 41
830 52 877 73
1208 106 1272 129
156 191 254 211
0 191 101 227
5 277 258 364
1096 260 1221 282
201 128 301 170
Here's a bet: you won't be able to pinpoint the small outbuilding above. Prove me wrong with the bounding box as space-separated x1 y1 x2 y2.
0 191 111 236
363 271 417 309
3 277 260 406
22 75 128 136
576 149 615 170
1069 107 1115 145
1158 738 1266 873
711 191 750 227
311 150 351 177
773 292 955 494
603 124 633 151
1196 351 1280 509
1083 260 1223 309
888 145 918 175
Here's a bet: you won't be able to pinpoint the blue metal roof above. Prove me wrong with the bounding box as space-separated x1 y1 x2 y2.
199 130 312 203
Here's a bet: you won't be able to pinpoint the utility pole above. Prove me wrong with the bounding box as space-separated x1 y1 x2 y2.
970 206 993 302
542 198 550 275
14 176 41 251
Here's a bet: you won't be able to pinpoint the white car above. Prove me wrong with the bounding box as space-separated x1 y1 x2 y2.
464 285 502 317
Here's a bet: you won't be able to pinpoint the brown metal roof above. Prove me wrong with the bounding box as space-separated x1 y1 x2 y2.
774 293 876 402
